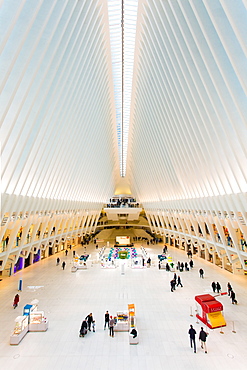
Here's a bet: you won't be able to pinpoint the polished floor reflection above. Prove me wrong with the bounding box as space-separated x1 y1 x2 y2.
0 243 246 370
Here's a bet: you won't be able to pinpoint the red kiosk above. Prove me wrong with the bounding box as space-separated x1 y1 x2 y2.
195 294 226 329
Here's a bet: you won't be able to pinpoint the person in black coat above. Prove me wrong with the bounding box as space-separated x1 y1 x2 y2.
170 279 176 292
173 273 177 283
199 327 208 353
230 291 237 304
104 311 110 329
227 282 232 296
180 262 184 272
86 313 93 331
188 325 197 353
199 268 204 278
216 282 221 293
211 282 216 293
177 275 183 287
189 259 194 269
80 320 88 337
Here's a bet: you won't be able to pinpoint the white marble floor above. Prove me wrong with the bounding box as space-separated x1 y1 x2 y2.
0 243 247 370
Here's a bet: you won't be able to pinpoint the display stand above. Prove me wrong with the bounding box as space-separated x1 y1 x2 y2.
101 259 116 269
10 316 29 345
131 255 144 269
29 311 49 331
114 311 129 331
128 304 139 344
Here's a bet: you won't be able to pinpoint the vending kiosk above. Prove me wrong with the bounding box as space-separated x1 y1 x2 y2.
195 294 226 329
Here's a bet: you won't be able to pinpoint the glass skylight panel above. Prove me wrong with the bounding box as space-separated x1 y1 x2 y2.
108 0 138 177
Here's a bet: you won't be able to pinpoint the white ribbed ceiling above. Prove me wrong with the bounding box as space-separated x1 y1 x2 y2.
1 0 118 204
128 0 247 208
1 0 246 212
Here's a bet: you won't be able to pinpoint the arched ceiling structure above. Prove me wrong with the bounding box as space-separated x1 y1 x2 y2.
1 0 118 212
0 0 247 271
128 0 247 208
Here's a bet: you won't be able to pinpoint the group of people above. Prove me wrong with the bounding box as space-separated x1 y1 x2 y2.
177 260 193 272
79 311 115 338
79 313 96 337
170 273 183 292
188 325 208 353
104 311 115 337
211 281 221 293
211 281 237 304
56 258 66 270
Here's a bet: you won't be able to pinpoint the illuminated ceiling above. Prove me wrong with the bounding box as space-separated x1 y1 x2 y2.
1 0 246 211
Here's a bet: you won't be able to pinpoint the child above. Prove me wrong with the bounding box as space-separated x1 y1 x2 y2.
92 320 96 332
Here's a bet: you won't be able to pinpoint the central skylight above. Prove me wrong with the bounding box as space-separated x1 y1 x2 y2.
108 0 138 177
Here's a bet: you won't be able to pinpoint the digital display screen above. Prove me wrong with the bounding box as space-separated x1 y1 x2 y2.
116 236 130 245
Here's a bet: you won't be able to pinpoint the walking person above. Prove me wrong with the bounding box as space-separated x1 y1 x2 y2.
188 325 197 353
211 282 216 293
180 262 184 272
189 259 194 269
173 273 177 283
86 313 93 331
65 249 68 256
104 311 110 329
56 257 60 265
177 275 183 287
62 261 66 270
230 291 237 304
185 262 189 271
109 316 115 337
170 279 176 292
199 327 208 353
227 282 232 296
199 268 204 278
13 294 19 309
216 282 221 293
